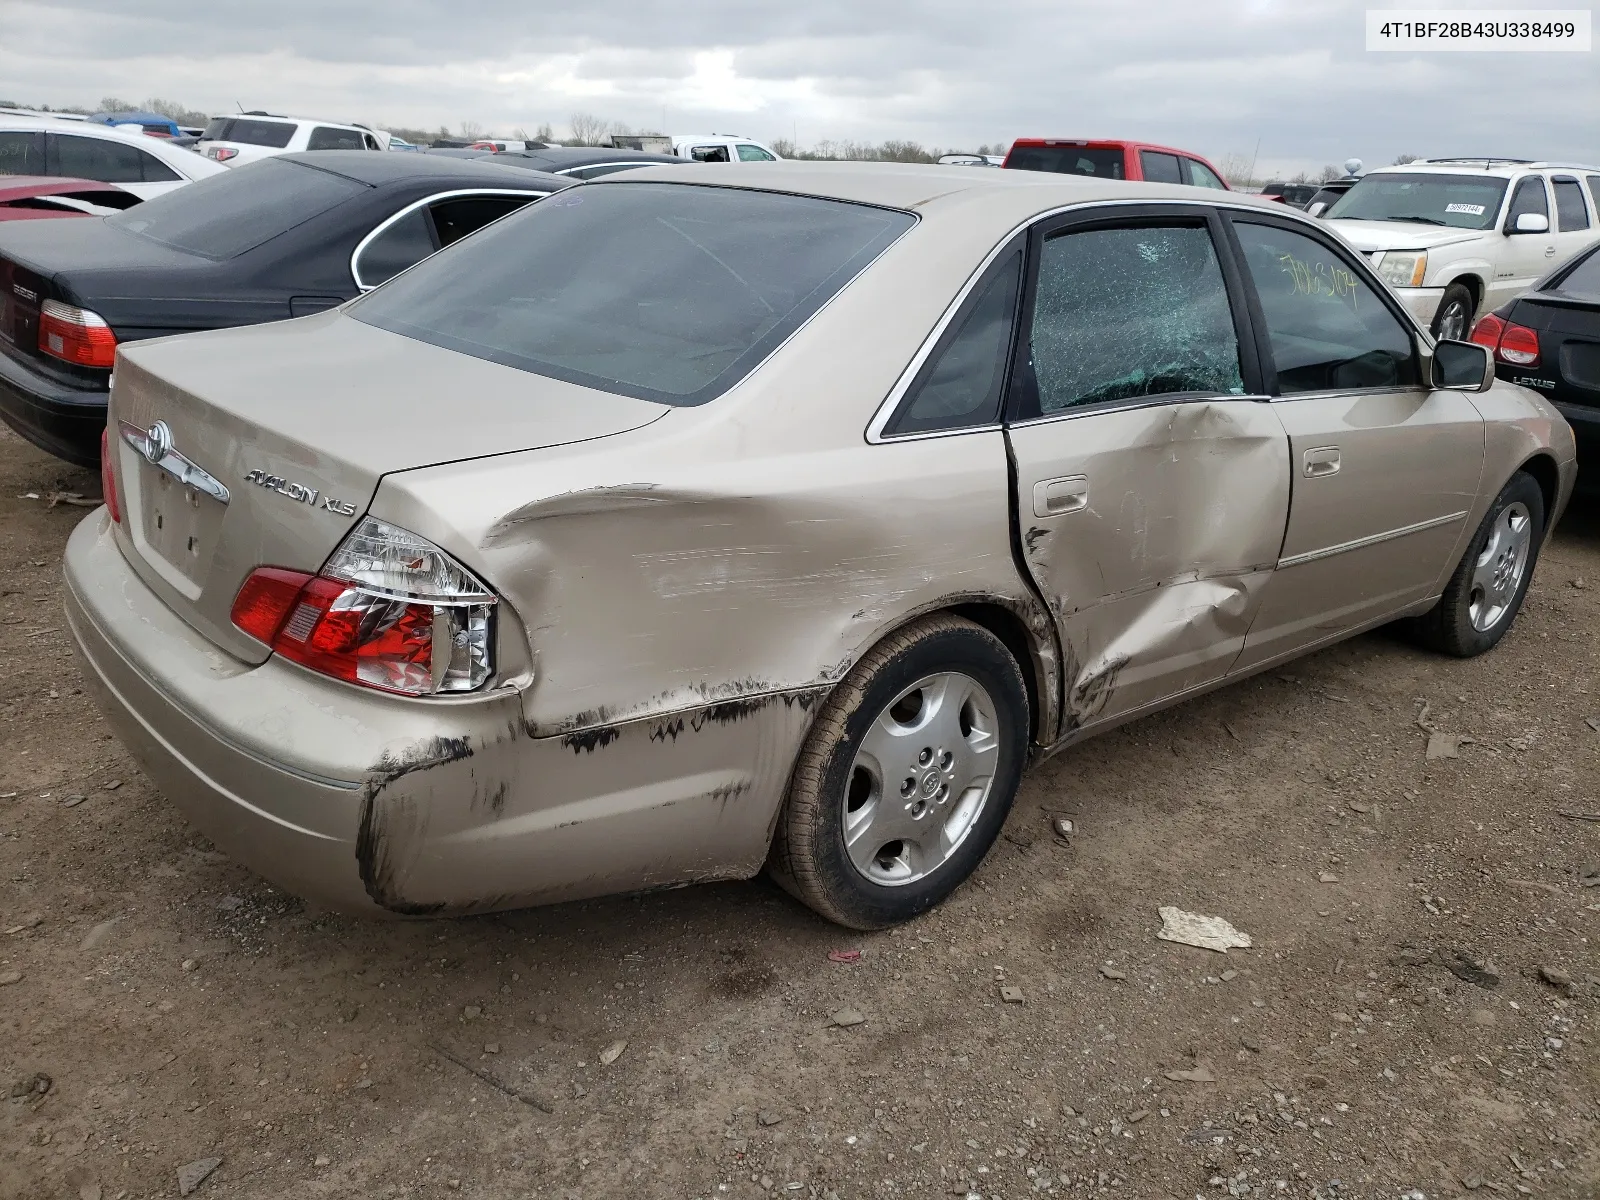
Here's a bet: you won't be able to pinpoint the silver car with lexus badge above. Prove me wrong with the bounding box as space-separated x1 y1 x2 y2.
66 164 1575 929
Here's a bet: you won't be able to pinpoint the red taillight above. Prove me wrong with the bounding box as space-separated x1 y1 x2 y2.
1467 312 1540 367
1497 321 1540 366
231 559 494 697
230 567 315 643
1468 312 1504 350
38 300 116 368
204 146 238 162
99 427 121 523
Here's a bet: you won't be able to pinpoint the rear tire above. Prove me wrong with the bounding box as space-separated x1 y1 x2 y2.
1409 471 1544 657
767 614 1028 929
1431 282 1475 342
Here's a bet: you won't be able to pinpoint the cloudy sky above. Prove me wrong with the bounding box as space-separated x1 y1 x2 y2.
1 0 1594 176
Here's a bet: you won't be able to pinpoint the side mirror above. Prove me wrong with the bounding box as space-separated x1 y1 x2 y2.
1511 212 1550 234
1432 339 1494 392
1306 201 1327 217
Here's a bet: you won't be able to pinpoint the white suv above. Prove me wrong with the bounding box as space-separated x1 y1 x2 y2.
1324 159 1600 340
0 116 226 200
196 113 387 166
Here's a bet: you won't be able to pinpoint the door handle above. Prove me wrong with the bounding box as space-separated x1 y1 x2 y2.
1302 446 1341 478
1545 246 1557 257
1032 474 1089 517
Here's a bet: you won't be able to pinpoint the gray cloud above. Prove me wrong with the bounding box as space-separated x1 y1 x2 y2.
1 0 1593 173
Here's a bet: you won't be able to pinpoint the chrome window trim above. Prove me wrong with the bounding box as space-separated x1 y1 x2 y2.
1277 510 1469 569
552 161 653 177
1008 394 1273 431
349 187 551 291
864 195 1382 445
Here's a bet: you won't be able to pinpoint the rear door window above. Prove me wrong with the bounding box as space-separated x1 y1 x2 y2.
1554 247 1600 299
202 118 295 148
688 144 730 163
307 126 366 151
1018 223 1243 416
1003 146 1124 177
885 249 1022 435
0 130 44 175
1552 178 1590 231
352 182 915 406
1184 159 1227 190
109 157 366 259
47 134 179 183
1139 151 1183 184
1507 177 1550 227
1233 220 1419 394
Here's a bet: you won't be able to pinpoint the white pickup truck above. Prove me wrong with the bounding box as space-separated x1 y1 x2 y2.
1323 158 1600 340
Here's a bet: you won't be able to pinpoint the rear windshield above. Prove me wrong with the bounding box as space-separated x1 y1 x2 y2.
1005 146 1124 178
108 157 365 259
351 182 916 406
201 117 295 148
1554 246 1600 299
1326 173 1509 230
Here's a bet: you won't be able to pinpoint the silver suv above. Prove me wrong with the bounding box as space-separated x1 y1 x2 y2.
1324 159 1600 340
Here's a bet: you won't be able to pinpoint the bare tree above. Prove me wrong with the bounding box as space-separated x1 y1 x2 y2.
567 112 612 146
457 120 484 140
1214 152 1256 187
535 122 554 143
1318 164 1342 182
1392 153 1420 165
98 96 138 113
769 137 798 159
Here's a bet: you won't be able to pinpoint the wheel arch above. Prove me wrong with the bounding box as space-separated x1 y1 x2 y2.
1517 451 1561 532
947 601 1050 747
1446 273 1485 318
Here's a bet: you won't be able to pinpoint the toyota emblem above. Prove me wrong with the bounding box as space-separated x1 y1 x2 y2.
138 420 173 465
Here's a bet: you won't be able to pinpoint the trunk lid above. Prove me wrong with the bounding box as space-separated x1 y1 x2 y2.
110 310 667 663
1512 293 1600 404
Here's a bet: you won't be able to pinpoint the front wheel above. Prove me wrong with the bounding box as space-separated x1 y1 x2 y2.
1431 282 1475 342
767 614 1029 929
1409 470 1544 657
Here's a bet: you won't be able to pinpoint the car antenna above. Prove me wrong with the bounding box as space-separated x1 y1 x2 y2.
236 100 244 113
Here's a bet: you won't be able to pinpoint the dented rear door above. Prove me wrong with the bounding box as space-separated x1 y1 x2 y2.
1004 207 1290 731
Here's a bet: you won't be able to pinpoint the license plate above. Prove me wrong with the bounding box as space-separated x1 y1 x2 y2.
138 462 226 586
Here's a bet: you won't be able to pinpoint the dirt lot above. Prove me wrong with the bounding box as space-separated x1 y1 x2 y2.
1 421 1596 1200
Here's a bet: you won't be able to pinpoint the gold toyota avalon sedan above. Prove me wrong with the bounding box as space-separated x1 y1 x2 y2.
64 164 1574 928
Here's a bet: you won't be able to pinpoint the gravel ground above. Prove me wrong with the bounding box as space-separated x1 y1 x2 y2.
1 422 1596 1200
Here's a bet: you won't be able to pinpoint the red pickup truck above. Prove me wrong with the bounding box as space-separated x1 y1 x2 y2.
1002 139 1231 190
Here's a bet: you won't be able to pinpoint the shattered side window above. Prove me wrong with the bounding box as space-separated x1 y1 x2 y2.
1026 224 1243 414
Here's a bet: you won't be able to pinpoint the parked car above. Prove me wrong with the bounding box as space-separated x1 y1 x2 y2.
1259 182 1320 208
0 152 564 467
0 117 226 199
0 177 140 221
1470 238 1600 458
1002 139 1231 189
1304 177 1359 215
66 164 1572 928
669 133 782 163
89 111 191 143
387 136 420 152
196 113 387 165
939 154 1004 167
425 146 686 179
1323 159 1600 340
467 140 553 153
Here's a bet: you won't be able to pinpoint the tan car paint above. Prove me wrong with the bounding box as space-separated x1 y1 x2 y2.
1008 399 1288 727
68 164 1578 916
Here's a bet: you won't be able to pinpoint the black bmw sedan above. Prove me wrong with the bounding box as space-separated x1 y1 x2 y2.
0 151 566 466
1470 240 1600 464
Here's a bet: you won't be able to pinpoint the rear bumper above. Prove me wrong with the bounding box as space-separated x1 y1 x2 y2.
0 347 106 468
64 511 813 916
